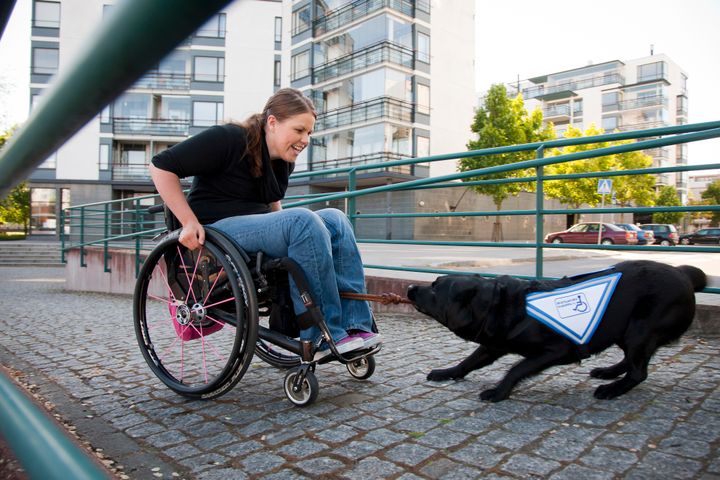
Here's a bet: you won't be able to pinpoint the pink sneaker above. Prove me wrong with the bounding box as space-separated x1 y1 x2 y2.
349 330 381 348
314 335 364 361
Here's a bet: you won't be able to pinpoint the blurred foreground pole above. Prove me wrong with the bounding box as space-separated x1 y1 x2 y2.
0 0 233 197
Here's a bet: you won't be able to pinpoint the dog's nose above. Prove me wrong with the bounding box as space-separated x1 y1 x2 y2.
407 284 418 301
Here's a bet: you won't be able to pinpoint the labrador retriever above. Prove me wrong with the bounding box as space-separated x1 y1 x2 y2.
407 260 706 402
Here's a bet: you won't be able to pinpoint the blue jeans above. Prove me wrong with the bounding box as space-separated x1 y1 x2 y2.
210 208 373 343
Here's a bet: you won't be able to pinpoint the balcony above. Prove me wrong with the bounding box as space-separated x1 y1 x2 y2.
132 72 192 90
645 147 670 160
314 96 413 131
543 103 571 121
314 0 414 36
616 121 669 132
310 151 412 175
313 41 414 83
523 72 624 100
617 95 668 111
113 118 190 136
112 163 151 182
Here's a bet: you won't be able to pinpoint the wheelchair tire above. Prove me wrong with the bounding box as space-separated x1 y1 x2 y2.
255 338 301 369
283 367 319 407
133 231 258 399
347 354 376 380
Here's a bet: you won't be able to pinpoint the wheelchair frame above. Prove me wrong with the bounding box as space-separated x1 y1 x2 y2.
133 206 380 406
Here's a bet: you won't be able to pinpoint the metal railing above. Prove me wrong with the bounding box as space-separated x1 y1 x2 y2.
60 121 720 294
313 0 414 36
314 96 414 131
313 40 414 83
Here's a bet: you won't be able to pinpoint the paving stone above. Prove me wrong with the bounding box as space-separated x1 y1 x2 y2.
276 439 328 458
384 442 436 466
579 446 639 473
239 452 286 474
344 456 402 479
294 456 346 475
500 453 561 477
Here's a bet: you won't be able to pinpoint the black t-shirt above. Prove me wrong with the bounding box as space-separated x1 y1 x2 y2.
151 124 295 224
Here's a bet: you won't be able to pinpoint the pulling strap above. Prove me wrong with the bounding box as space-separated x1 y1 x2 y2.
340 292 413 305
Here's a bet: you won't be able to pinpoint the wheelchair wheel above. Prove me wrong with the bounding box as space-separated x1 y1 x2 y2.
133 233 258 399
347 354 376 380
255 338 301 369
283 367 319 407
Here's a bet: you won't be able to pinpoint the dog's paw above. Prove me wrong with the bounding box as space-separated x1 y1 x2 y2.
427 368 460 382
593 383 621 400
479 388 508 402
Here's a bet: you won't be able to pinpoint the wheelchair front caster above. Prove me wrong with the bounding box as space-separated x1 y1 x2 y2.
284 366 319 407
347 354 376 380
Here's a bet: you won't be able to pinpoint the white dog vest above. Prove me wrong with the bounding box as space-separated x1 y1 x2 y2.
526 272 622 344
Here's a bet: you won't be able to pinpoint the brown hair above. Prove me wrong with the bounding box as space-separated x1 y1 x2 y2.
240 88 316 177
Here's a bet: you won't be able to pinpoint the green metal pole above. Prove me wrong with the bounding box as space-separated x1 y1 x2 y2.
104 203 111 273
0 0 234 197
0 370 110 479
80 206 86 268
59 208 66 264
348 169 357 231
535 146 545 279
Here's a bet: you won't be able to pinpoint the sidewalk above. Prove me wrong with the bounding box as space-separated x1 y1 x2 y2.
0 266 719 479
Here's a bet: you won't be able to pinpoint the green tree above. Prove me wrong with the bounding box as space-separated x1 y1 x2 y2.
653 185 683 225
700 179 720 226
0 128 31 234
459 84 554 241
545 125 656 224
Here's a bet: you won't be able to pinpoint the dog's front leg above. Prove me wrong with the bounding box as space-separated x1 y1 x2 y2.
480 349 571 402
428 345 504 381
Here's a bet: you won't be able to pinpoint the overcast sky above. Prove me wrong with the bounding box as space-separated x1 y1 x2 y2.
1 0 719 167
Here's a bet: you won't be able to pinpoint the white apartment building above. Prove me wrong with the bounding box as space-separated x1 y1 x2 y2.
511 54 689 202
24 0 476 237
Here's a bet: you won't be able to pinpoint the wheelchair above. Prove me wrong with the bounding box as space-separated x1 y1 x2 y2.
133 206 380 407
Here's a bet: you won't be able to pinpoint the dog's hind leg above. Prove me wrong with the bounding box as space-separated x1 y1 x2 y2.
480 349 574 402
593 339 655 399
590 357 628 379
427 345 504 381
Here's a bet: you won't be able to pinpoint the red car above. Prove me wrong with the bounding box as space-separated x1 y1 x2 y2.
545 222 638 245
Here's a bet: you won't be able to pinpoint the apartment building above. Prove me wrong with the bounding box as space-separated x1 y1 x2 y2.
285 0 475 194
26 0 282 236
510 54 689 202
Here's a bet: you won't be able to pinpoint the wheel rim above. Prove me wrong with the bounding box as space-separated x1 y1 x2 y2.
347 356 375 379
134 238 252 397
284 369 318 406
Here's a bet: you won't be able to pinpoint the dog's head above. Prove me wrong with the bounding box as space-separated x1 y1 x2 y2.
408 275 506 342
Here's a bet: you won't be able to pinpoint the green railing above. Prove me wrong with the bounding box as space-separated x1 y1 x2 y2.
60 121 720 294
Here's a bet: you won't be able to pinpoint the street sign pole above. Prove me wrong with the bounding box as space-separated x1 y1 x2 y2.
596 179 613 245
598 194 605 244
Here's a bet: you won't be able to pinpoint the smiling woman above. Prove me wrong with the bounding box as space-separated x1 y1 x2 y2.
149 88 381 357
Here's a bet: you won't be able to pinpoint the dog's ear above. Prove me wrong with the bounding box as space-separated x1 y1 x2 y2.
473 281 503 337
477 276 529 338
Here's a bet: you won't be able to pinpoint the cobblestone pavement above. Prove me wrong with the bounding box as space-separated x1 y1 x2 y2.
1 266 719 479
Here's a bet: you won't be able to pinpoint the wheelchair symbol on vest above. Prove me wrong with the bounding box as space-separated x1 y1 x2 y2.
554 292 592 319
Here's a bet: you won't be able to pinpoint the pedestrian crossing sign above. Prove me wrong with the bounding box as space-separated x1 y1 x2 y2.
597 179 612 195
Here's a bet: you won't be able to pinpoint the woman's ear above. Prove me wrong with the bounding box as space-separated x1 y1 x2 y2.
266 114 277 132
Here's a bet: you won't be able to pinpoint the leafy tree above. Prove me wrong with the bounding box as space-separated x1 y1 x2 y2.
653 185 683 225
0 127 31 233
700 179 720 226
459 84 554 241
545 125 655 224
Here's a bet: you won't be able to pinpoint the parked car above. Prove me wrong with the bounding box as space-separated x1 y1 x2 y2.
615 223 655 245
679 228 720 245
544 222 638 245
638 224 679 246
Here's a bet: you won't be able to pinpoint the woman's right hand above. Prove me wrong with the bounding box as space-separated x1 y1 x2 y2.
179 220 205 250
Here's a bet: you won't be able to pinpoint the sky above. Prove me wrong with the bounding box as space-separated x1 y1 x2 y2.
1 0 719 166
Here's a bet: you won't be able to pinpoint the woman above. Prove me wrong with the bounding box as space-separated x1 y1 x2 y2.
149 88 379 360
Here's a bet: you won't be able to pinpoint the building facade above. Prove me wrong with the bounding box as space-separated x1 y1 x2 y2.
23 0 476 238
510 54 689 202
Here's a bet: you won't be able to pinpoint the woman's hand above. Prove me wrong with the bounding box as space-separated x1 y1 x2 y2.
179 220 205 250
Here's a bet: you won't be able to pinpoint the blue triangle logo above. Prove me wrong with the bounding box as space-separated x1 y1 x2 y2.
526 273 622 344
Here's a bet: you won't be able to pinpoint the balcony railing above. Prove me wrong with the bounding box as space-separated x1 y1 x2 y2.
543 104 571 118
112 164 151 181
310 151 411 175
618 95 668 111
523 72 624 100
132 72 192 90
113 117 190 136
617 121 670 132
314 96 413 131
313 41 414 83
313 0 414 36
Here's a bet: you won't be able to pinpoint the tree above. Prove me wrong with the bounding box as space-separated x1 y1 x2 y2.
0 127 31 233
544 125 655 224
700 180 720 226
459 84 554 241
653 185 683 225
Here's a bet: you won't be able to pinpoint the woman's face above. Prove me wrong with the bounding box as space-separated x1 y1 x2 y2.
265 112 315 163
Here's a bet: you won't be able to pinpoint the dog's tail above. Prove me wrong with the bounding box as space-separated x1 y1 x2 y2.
677 265 707 292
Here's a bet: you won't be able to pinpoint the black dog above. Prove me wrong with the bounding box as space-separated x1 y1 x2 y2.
407 260 706 402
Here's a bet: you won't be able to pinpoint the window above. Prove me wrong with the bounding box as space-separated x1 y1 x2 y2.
32 47 59 75
637 61 667 82
417 32 430 63
602 92 619 112
572 99 583 117
292 6 311 35
416 84 430 115
274 60 281 87
676 95 688 116
30 188 57 233
416 136 430 158
193 56 224 82
602 115 620 131
274 17 282 43
196 13 226 38
99 144 110 170
114 93 150 118
291 51 310 80
33 1 60 28
193 101 224 127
